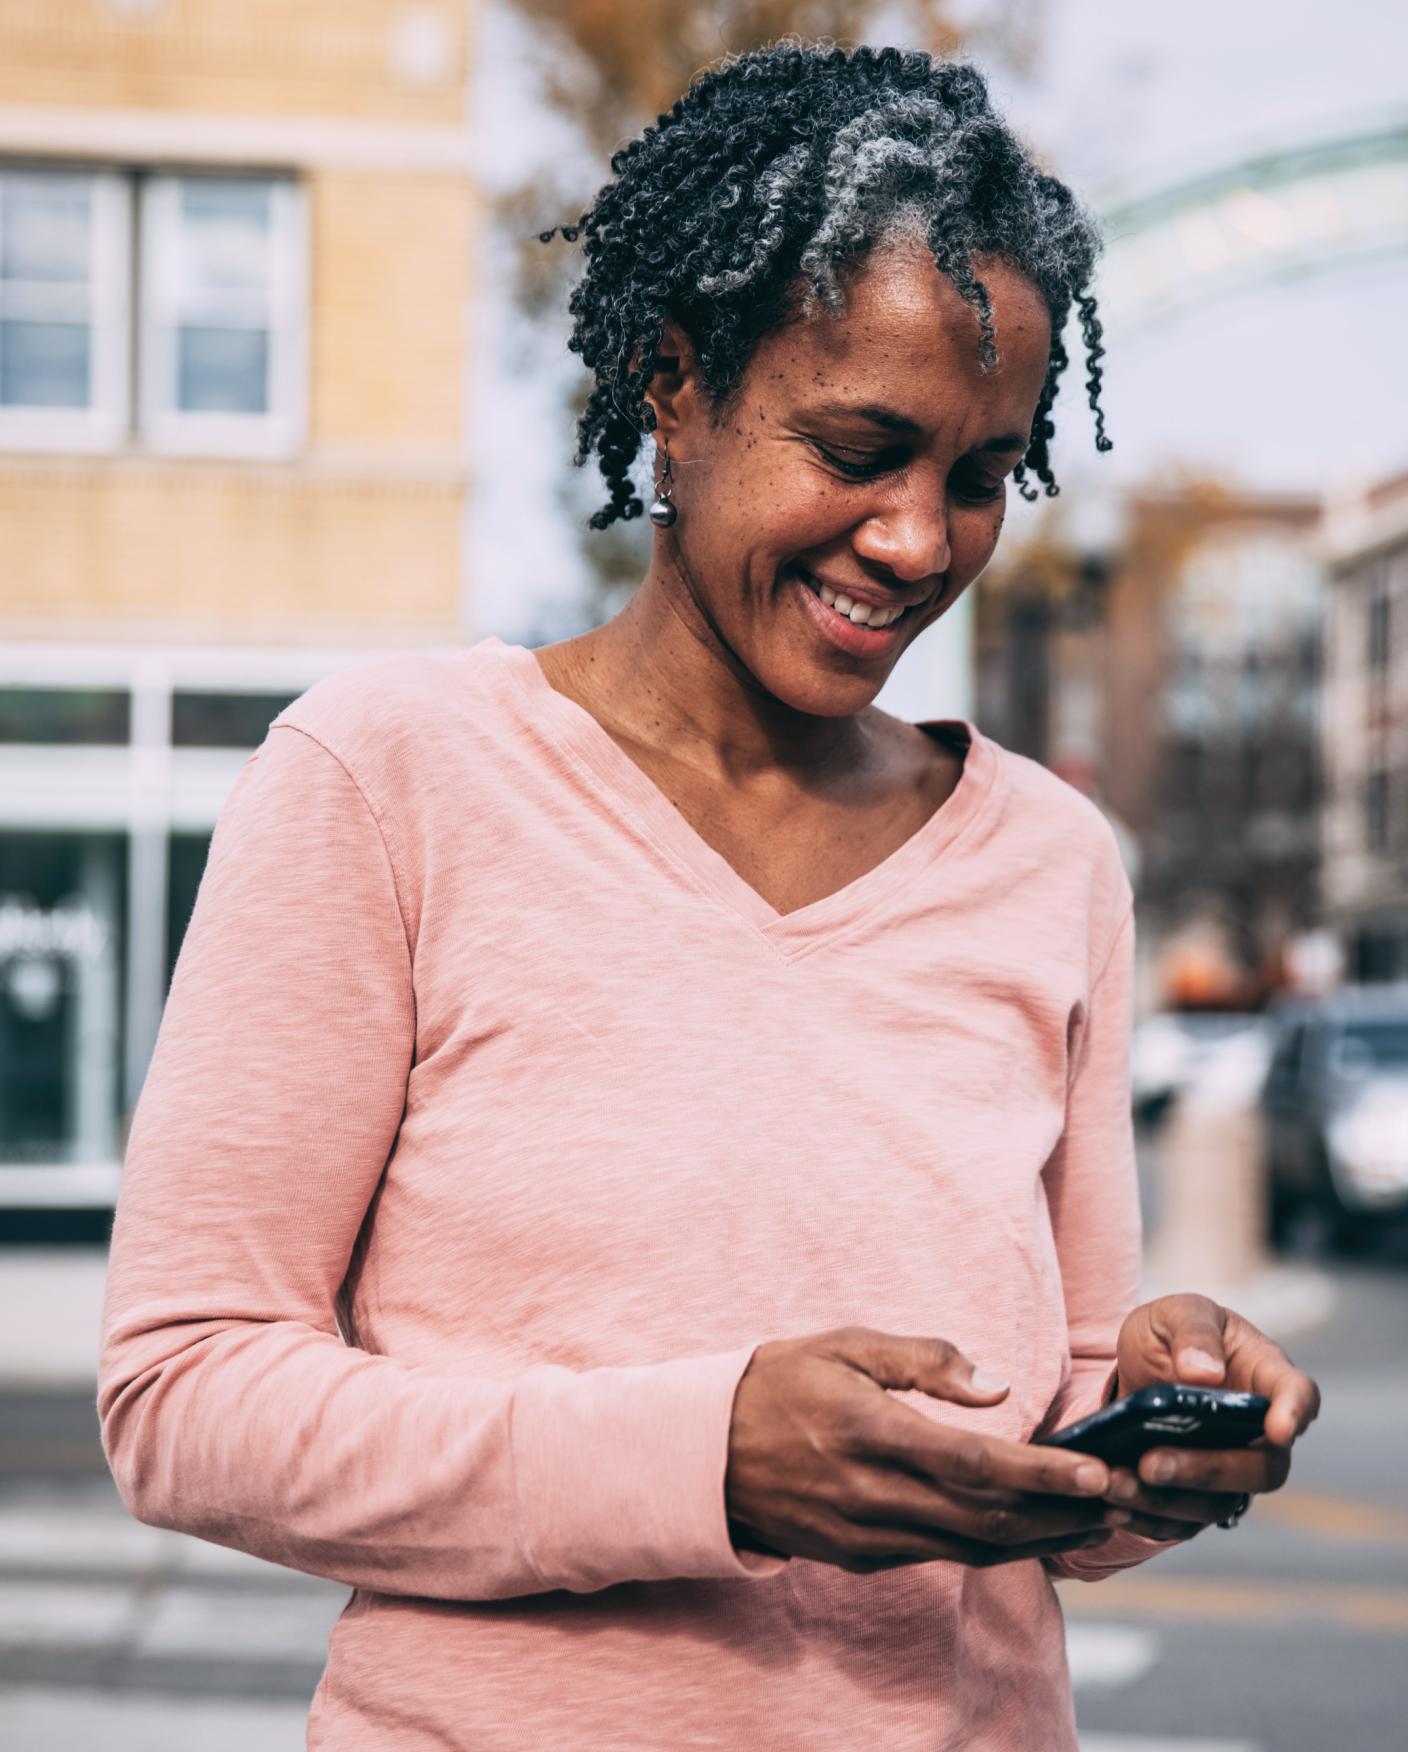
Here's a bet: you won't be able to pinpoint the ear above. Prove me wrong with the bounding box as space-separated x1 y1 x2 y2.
635 316 705 449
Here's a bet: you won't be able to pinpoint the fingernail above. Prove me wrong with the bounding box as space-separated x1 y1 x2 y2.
1183 1348 1223 1374
970 1368 1009 1393
1111 1475 1138 1500
1148 1456 1176 1483
1075 1462 1106 1490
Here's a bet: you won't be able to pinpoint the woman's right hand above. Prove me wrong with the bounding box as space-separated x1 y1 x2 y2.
725 1326 1132 1573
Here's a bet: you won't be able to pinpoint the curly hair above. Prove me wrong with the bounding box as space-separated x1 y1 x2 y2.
537 38 1112 531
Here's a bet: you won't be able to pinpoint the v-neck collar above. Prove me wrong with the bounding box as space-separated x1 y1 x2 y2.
483 636 1003 964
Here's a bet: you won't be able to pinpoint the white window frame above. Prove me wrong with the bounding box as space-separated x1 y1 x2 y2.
138 171 306 459
0 165 131 453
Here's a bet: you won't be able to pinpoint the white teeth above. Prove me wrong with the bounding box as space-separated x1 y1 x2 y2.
807 573 904 628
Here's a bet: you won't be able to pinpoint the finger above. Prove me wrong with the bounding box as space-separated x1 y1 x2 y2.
1105 1469 1249 1528
835 1518 1118 1574
871 1416 1113 1500
831 1326 1012 1406
1224 1319 1323 1445
1151 1293 1228 1382
1257 1361 1322 1446
1135 1445 1291 1494
837 1470 1125 1543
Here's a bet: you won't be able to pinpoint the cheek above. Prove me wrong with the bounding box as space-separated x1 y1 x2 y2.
750 466 862 550
952 502 1006 574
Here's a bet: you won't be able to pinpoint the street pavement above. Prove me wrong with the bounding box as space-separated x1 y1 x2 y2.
0 1223 1401 1750
1058 1251 1408 1751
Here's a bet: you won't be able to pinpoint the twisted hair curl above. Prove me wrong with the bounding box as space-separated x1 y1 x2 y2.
538 39 1112 530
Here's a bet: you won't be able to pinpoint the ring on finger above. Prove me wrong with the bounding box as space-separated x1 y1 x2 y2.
1217 1491 1253 1530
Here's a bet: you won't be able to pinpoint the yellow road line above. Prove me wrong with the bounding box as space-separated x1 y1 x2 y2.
1058 1575 1408 1633
1249 1489 1408 1543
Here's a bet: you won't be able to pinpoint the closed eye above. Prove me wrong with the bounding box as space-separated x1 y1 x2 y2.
954 470 1005 503
809 439 1007 504
807 439 901 479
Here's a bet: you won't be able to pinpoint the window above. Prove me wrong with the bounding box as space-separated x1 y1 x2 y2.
0 686 130 745
0 167 130 449
171 689 300 749
1367 570 1391 675
1366 766 1389 853
0 163 304 458
139 173 306 456
1265 1019 1306 1103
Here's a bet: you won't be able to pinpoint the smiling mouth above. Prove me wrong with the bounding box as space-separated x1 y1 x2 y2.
795 568 918 628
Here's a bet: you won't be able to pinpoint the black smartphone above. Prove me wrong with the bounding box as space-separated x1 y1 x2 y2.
1033 1383 1271 1468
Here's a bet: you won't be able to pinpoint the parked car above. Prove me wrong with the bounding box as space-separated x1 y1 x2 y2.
1260 983 1408 1253
1131 1010 1275 1129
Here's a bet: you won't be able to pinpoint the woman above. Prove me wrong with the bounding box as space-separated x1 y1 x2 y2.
98 40 1321 1750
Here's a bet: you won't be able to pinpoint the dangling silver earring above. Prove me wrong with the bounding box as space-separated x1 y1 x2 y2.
648 438 678 528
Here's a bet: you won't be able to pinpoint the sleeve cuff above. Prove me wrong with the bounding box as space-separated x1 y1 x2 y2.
1046 1522 1183 1582
510 1342 790 1593
1043 1367 1183 1581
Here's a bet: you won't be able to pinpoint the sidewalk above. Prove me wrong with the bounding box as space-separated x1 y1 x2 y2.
0 1476 343 1695
0 1472 338 1751
0 1248 111 1393
0 1474 1268 1752
0 1242 1349 1752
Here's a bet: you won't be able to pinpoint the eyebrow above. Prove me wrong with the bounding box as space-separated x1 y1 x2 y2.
807 400 1028 453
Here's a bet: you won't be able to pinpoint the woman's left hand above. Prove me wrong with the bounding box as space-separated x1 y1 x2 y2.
1100 1293 1323 1542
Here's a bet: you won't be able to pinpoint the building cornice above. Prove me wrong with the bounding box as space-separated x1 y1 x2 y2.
0 447 469 488
0 103 475 175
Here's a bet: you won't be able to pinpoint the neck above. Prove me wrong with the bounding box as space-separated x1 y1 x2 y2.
546 563 883 791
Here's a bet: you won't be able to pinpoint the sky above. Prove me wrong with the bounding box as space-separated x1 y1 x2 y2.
466 0 1408 652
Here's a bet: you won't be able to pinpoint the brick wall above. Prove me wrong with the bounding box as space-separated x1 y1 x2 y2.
0 457 463 639
0 0 481 641
0 0 469 124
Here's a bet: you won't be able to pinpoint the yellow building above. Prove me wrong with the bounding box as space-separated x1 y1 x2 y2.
0 2 482 1206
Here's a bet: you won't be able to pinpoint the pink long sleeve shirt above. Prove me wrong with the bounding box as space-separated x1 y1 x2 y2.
98 635 1171 1750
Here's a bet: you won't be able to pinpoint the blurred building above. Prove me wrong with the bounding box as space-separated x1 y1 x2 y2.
977 484 1326 1008
1319 468 1408 982
0 1 480 1205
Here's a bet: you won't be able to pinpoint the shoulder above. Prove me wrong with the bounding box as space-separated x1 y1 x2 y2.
267 646 498 785
994 741 1125 856
977 732 1135 960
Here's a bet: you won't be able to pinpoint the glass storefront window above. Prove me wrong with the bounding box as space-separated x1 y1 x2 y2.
167 830 213 991
0 686 130 745
171 690 297 749
0 824 216 1195
0 831 127 1170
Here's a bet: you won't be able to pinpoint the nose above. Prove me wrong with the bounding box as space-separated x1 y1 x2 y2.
849 497 951 586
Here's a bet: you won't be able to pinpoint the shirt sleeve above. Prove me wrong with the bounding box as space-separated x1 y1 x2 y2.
97 722 788 1600
1034 901 1178 1582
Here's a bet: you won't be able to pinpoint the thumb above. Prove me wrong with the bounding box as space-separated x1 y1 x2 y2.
1162 1295 1228 1383
832 1327 1011 1403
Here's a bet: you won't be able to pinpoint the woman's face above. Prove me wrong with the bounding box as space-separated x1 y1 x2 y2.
654 241 1053 719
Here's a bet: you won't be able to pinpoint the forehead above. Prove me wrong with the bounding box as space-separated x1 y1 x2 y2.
755 243 1051 433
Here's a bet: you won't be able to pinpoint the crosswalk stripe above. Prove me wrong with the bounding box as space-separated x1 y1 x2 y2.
1080 1738 1261 1751
1065 1624 1161 1690
0 1686 311 1752
1251 1489 1408 1543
